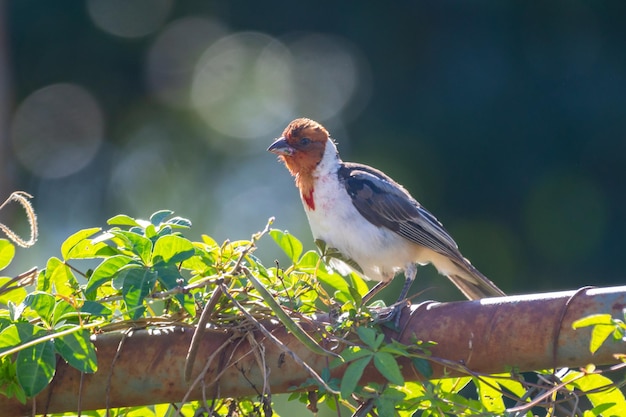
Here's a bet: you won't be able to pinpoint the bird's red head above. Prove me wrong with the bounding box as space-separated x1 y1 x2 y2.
268 118 330 179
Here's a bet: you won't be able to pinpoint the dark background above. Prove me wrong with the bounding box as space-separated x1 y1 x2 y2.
2 1 626 299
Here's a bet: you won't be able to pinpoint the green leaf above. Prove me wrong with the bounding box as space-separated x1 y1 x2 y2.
375 387 405 417
245 268 339 359
129 225 148 235
64 238 117 260
165 216 192 229
316 267 351 298
51 300 79 326
54 327 97 373
296 250 320 269
339 346 374 363
112 231 153 265
348 272 370 299
156 225 172 237
0 317 12 332
356 327 383 350
152 235 195 265
7 301 20 322
16 340 56 396
316 239 364 274
378 340 411 357
121 267 157 319
0 322 46 354
270 229 303 263
412 357 433 378
145 224 158 239
373 351 404 386
0 277 27 305
246 253 269 278
150 210 174 226
154 264 193 315
572 314 613 329
60 228 101 260
340 356 370 398
314 238 327 254
107 214 140 227
591 403 618 416
476 378 505 413
42 257 78 297
375 395 398 417
488 374 526 398
23 292 56 326
35 268 50 293
590 324 615 354
0 356 26 404
81 301 112 318
85 255 135 297
0 240 15 271
566 371 626 416
201 234 219 248
347 284 363 307
111 265 132 290
435 376 472 394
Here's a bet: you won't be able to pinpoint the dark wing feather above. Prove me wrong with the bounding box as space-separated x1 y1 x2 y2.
338 163 465 264
338 162 506 299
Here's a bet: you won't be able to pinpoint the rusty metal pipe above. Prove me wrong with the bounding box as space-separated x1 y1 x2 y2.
1 286 625 416
392 286 626 382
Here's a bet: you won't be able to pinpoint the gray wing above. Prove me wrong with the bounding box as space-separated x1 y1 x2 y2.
338 163 466 264
338 163 506 299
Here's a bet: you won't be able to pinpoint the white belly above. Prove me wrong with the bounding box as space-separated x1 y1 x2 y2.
303 172 423 282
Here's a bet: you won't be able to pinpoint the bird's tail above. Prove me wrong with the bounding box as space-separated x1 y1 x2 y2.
447 259 506 300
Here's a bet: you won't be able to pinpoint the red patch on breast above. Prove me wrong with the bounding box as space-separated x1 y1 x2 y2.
302 188 315 210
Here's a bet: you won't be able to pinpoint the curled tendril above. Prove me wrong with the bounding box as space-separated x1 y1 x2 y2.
0 191 38 248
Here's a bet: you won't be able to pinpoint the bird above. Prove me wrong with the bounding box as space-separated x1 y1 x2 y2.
268 118 505 315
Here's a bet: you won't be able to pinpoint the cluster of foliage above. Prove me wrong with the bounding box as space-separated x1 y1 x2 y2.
0 209 624 416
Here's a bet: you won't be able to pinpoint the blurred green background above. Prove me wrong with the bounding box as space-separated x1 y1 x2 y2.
2 1 626 299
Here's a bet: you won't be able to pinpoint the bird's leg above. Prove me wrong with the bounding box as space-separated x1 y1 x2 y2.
369 265 417 327
362 280 390 305
387 263 417 327
397 263 417 304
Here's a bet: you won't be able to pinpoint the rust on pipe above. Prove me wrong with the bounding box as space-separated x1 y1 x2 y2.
2 286 625 416
392 286 626 382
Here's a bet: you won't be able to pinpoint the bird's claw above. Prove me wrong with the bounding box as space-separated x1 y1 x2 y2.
372 301 408 330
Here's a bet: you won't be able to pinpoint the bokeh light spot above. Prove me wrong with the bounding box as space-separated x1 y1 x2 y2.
11 83 103 179
191 32 294 140
87 0 172 38
524 171 607 261
285 34 364 120
147 17 228 108
190 32 371 142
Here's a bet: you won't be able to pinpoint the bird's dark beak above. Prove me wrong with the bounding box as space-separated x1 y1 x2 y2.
267 137 295 156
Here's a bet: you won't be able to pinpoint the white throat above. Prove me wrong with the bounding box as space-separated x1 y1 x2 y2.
315 138 341 177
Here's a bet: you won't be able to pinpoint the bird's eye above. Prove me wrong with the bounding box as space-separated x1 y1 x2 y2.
299 137 311 146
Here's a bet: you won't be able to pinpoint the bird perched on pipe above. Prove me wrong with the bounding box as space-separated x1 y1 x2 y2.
268 118 505 315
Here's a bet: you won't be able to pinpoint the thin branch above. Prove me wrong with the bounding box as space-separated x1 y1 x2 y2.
0 266 37 296
183 217 275 383
105 329 132 417
219 281 339 394
184 281 224 383
177 334 246 416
